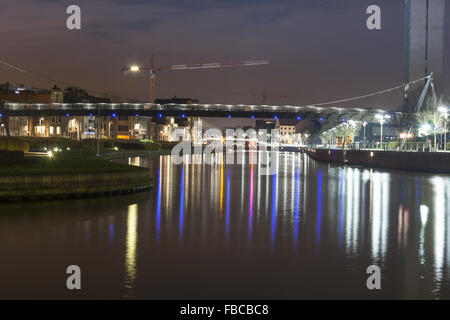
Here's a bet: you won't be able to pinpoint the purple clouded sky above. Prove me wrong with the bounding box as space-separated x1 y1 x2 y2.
1 0 449 114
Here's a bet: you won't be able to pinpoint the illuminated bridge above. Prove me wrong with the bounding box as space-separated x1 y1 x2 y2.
0 102 408 123
0 73 433 124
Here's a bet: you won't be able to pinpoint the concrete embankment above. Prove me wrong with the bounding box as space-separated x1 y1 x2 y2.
0 170 152 201
306 148 450 174
100 149 172 160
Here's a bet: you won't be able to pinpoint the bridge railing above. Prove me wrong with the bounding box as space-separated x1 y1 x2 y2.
3 102 388 115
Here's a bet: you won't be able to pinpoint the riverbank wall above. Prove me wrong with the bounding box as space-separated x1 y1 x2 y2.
306 148 450 174
0 170 152 201
100 149 172 160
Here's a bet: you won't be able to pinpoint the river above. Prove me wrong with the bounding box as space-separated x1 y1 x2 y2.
0 152 449 299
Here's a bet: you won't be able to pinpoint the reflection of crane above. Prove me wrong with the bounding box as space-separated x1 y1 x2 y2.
226 87 287 105
121 54 269 103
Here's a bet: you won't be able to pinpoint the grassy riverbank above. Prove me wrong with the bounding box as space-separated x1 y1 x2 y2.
0 136 176 176
0 137 168 200
0 155 145 177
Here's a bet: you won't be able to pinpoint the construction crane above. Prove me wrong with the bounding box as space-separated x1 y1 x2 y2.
121 54 269 103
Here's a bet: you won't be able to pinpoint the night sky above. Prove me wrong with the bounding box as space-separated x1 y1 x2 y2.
1 0 449 110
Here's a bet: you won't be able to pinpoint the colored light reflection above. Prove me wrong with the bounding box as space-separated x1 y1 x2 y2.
226 168 231 244
339 170 344 248
179 166 185 242
220 164 224 215
271 172 278 250
156 166 162 243
109 224 114 243
294 166 300 249
124 203 138 295
249 153 254 244
317 169 323 248
370 172 390 264
432 177 446 289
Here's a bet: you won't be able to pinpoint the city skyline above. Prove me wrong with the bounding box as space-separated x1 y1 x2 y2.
1 0 449 108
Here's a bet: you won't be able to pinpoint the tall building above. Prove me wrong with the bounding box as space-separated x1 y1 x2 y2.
404 0 446 108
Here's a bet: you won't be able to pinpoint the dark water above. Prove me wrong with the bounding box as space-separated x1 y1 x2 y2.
0 152 449 299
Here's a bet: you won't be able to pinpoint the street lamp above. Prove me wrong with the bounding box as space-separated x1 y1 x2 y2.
376 114 390 149
363 121 367 149
438 105 448 151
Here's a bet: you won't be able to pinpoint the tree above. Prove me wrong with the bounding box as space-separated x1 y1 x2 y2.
320 121 362 148
417 95 449 149
417 110 446 149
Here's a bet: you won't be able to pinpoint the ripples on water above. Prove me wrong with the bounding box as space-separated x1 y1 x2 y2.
0 152 449 299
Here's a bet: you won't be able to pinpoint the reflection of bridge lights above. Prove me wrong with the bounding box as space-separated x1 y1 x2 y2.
125 204 138 293
420 205 429 225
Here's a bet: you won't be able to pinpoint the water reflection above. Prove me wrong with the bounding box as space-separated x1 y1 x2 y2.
156 160 162 244
432 177 446 294
1 152 450 299
249 152 254 244
124 203 138 298
179 166 185 242
370 172 390 265
226 168 230 244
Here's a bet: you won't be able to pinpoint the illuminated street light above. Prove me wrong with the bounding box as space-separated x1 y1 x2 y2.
130 65 140 72
376 114 390 147
419 124 432 136
363 121 367 148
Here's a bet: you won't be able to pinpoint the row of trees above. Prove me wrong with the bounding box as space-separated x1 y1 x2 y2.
319 102 449 150
417 109 448 149
320 120 362 148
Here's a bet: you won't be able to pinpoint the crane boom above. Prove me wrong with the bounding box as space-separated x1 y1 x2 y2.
121 55 269 102
122 59 269 72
